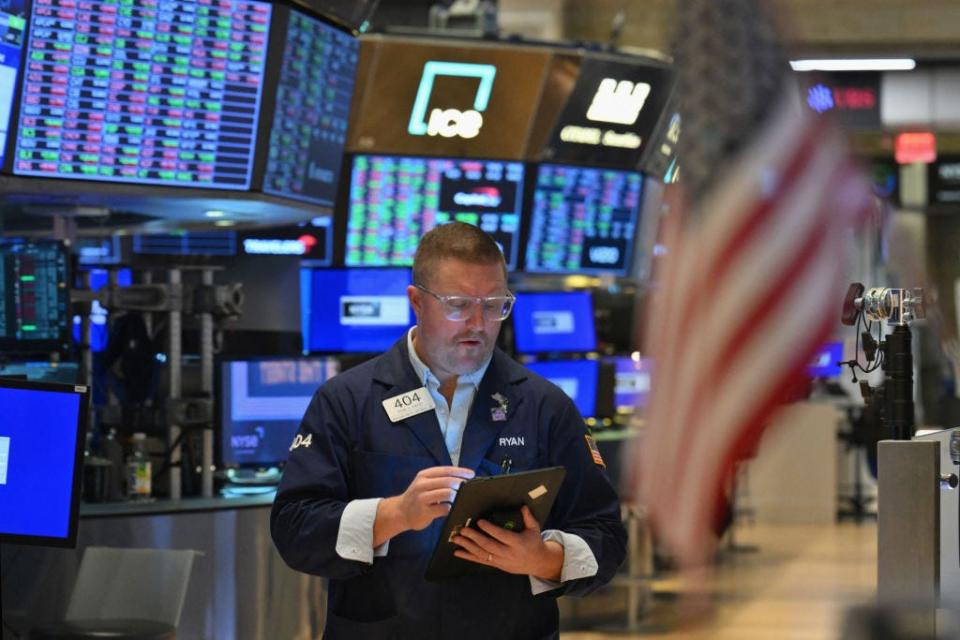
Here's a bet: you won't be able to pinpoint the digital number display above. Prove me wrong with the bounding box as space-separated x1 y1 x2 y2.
262 10 357 206
346 155 524 268
525 164 642 276
14 0 271 189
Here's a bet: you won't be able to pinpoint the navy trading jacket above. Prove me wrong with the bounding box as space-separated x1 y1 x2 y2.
271 338 626 640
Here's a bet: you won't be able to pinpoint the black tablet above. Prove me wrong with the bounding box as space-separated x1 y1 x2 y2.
425 466 567 581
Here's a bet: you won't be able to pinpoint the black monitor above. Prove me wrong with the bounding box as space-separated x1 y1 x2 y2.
218 356 339 469
0 240 70 355
261 9 358 207
344 154 525 269
13 0 273 189
0 378 89 547
512 291 597 354
300 267 414 353
524 164 643 276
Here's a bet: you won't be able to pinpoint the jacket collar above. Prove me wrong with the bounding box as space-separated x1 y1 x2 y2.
372 337 527 468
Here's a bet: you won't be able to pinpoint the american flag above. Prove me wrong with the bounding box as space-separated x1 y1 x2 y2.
632 0 875 566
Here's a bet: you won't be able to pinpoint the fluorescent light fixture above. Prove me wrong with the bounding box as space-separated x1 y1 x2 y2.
204 210 225 218
214 220 235 227
790 58 916 72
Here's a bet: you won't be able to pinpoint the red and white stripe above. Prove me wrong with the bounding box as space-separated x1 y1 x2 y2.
634 93 874 565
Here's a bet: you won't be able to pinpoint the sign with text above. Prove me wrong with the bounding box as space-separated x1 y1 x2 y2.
928 156 960 206
543 55 672 168
801 72 881 130
347 36 550 158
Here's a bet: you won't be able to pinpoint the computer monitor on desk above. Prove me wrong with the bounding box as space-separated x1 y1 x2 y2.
218 357 339 475
0 379 89 547
526 359 599 419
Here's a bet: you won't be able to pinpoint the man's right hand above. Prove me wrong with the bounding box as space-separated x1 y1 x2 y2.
373 466 475 547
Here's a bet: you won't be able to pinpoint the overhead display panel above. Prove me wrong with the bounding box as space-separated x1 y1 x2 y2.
543 55 672 168
347 35 550 159
0 1 26 169
262 9 358 207
14 0 272 190
345 154 524 268
524 164 643 276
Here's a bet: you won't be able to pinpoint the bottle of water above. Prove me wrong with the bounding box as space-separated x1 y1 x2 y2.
126 432 152 501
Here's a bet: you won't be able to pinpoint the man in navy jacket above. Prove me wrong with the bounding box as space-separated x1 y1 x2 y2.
271 222 626 639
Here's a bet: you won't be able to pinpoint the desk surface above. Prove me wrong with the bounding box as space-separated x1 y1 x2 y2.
80 490 276 518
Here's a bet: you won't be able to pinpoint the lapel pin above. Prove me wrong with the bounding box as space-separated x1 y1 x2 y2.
491 392 509 422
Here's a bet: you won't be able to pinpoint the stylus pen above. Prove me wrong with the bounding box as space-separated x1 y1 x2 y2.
500 458 512 474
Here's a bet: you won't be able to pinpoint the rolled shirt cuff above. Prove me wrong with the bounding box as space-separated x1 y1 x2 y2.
335 497 390 563
528 529 599 595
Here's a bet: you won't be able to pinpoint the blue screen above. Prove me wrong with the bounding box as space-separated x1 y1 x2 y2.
0 384 84 543
606 355 652 412
221 357 339 467
301 268 414 353
512 291 596 354
526 359 598 418
808 341 844 378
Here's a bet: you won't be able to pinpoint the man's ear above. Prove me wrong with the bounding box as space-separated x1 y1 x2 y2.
407 284 422 318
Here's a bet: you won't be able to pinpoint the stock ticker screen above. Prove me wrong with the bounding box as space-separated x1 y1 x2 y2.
0 1 26 168
525 164 643 276
0 241 70 354
346 155 524 269
262 10 357 206
14 0 271 189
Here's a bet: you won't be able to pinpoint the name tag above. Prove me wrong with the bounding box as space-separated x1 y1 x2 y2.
382 387 436 423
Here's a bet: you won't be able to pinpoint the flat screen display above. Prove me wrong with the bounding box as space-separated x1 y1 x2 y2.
525 164 642 276
0 1 26 169
14 0 272 189
0 240 70 354
605 355 651 412
239 217 332 264
526 359 598 418
301 267 413 353
346 154 524 268
133 231 236 256
807 341 844 378
512 291 596 354
0 378 89 547
220 357 339 467
262 10 357 206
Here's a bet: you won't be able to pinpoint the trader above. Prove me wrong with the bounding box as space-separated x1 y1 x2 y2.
272 222 626 639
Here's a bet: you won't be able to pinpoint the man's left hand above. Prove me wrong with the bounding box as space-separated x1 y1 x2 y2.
452 505 564 581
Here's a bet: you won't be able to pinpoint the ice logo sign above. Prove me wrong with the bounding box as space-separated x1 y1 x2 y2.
408 61 497 139
586 78 651 126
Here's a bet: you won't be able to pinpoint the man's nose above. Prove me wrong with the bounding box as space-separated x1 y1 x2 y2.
464 303 485 330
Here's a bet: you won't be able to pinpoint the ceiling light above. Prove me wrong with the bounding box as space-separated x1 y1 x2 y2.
214 220 235 227
789 58 916 72
204 210 225 218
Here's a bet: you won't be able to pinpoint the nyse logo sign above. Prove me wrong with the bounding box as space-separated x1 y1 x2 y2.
408 61 497 139
586 78 651 126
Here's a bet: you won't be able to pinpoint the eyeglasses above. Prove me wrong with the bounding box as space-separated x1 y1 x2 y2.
415 284 515 322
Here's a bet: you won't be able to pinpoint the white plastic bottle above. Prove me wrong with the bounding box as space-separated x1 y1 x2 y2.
126 432 152 500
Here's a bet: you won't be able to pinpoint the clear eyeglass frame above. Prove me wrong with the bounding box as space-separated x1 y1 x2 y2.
415 284 515 322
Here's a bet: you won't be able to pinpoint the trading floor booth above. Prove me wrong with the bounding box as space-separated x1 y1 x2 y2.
1 14 676 636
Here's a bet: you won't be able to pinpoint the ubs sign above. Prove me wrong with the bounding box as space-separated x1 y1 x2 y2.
407 61 497 140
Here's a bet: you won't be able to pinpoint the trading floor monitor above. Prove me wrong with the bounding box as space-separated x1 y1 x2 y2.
0 378 89 547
